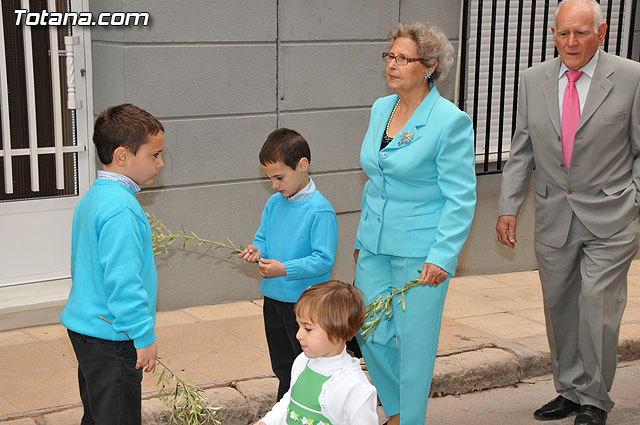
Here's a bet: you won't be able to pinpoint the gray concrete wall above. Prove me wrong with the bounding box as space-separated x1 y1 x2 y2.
89 0 537 310
459 174 537 277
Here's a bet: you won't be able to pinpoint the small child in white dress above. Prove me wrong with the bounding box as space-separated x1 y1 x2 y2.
254 280 378 425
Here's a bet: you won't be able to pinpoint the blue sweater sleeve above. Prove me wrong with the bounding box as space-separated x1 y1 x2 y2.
283 210 338 281
252 199 270 258
99 208 156 348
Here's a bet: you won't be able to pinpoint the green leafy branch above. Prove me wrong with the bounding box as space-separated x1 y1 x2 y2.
360 274 423 341
156 358 221 425
146 212 243 258
97 316 221 424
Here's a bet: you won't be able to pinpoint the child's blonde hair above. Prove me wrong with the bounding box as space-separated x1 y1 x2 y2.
294 280 366 343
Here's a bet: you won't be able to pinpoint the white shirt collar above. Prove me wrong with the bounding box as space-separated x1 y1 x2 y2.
307 347 350 376
287 178 316 203
97 170 141 193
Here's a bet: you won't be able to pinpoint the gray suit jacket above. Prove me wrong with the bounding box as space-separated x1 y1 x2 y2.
499 50 640 248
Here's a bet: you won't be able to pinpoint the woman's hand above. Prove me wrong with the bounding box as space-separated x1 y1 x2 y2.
353 249 360 264
420 263 448 286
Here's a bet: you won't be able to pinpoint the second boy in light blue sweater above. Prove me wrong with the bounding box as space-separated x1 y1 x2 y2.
239 128 338 400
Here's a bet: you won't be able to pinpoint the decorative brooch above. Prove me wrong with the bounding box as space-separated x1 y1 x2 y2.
398 131 414 146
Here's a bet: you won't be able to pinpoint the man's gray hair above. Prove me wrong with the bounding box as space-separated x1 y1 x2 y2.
555 0 604 32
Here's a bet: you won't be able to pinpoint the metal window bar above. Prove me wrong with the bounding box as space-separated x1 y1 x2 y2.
509 1 525 172
49 0 64 190
496 0 510 172
64 35 79 110
616 0 626 55
528 0 537 69
541 1 551 62
460 0 639 176
605 0 614 50
22 0 40 193
483 0 497 170
628 0 637 57
465 1 558 172
471 0 483 144
459 0 470 113
0 4 13 194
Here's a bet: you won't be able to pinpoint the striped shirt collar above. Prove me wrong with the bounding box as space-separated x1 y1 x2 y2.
287 178 316 202
97 170 141 193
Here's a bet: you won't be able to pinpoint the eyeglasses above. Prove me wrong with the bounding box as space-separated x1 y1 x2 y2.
382 52 424 66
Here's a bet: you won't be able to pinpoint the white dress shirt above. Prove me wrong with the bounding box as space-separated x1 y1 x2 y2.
558 49 599 119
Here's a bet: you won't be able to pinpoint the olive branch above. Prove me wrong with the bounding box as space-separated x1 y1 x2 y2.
97 316 221 425
156 358 221 425
146 211 424 342
360 273 423 341
146 212 243 258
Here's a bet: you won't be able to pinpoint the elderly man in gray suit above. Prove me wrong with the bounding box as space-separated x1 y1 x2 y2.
496 0 640 424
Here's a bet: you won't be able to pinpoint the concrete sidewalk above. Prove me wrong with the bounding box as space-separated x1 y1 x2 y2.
1 262 639 425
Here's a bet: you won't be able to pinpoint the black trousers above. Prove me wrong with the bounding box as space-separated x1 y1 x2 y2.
263 296 302 400
68 329 143 425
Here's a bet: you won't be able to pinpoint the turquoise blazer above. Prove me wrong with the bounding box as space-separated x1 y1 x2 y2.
355 87 477 276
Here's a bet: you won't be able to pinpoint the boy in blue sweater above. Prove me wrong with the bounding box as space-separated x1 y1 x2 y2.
239 128 338 400
60 103 164 425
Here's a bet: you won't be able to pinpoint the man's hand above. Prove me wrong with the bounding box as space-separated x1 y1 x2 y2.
258 258 286 278
353 249 360 264
420 263 448 286
496 215 518 248
136 341 158 372
238 244 261 263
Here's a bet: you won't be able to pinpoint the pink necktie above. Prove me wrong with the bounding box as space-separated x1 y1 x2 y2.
562 70 583 168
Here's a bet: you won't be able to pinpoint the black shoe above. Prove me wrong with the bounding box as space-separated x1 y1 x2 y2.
574 405 607 425
534 395 580 420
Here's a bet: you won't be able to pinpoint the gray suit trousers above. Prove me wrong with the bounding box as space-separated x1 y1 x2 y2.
535 213 639 411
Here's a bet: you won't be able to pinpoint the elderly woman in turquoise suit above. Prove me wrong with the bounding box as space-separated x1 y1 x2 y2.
354 22 476 425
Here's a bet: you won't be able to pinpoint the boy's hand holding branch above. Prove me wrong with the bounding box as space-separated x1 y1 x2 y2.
239 245 287 278
136 341 158 372
238 244 261 263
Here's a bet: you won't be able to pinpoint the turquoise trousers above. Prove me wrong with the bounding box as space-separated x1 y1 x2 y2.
355 248 449 425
